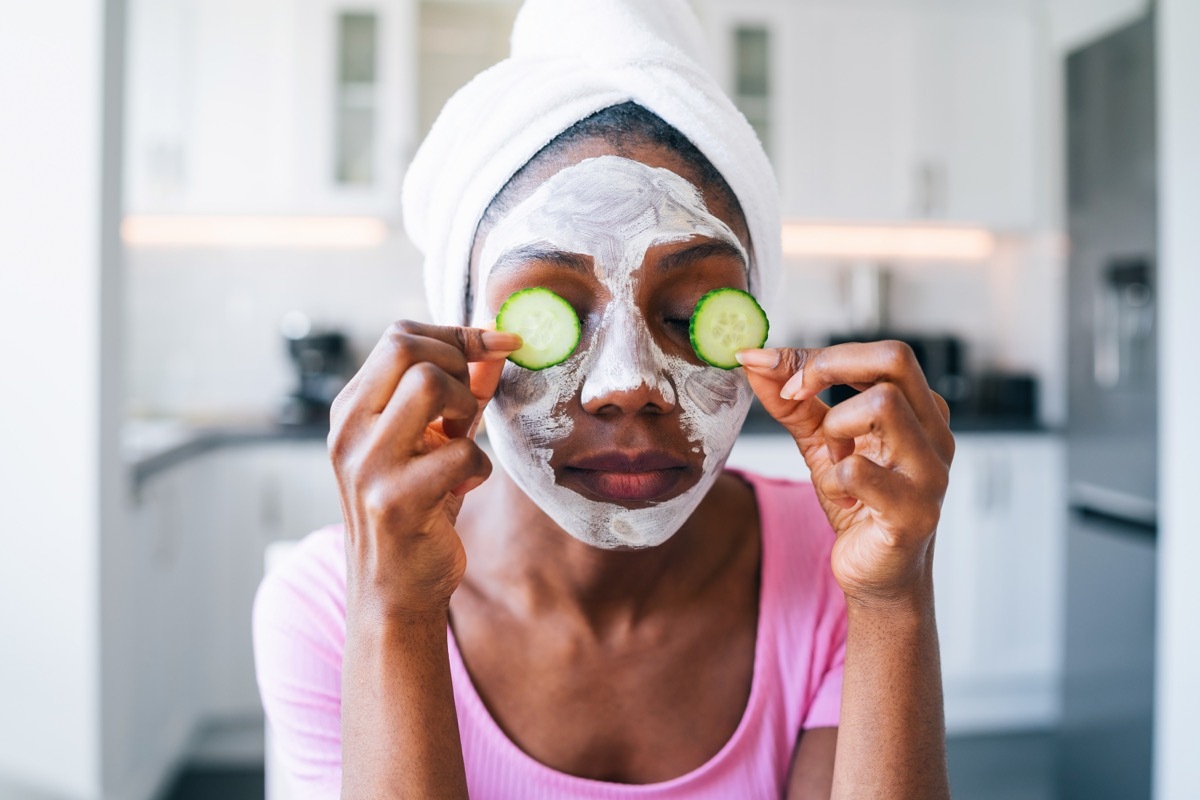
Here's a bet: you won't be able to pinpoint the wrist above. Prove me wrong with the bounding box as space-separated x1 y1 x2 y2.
346 589 451 632
843 577 935 621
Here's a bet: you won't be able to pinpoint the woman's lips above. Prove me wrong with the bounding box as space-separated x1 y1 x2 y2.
561 451 690 503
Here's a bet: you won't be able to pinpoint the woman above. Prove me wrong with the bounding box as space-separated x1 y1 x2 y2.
253 3 953 798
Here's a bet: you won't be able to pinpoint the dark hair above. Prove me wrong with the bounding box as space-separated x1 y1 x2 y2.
469 101 746 320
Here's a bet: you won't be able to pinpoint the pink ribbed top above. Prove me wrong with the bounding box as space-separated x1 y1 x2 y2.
253 471 847 799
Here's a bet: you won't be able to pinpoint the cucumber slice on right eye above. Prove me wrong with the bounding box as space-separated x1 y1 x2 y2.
689 288 770 369
496 287 581 370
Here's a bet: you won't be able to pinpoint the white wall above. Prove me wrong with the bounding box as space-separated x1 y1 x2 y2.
0 1 124 798
124 236 425 419
1155 0 1200 797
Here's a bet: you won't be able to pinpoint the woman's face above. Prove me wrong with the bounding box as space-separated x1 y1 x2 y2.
470 143 754 549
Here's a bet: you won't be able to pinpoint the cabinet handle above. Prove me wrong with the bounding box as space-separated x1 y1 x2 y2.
261 474 282 532
977 454 1011 515
916 161 935 216
914 160 949 217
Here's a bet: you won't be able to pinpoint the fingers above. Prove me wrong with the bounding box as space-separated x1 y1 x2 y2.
738 341 946 435
820 453 945 538
406 437 494 504
740 348 830 441
334 320 521 418
379 363 481 453
931 390 951 424
815 454 906 511
464 358 507 439
819 383 935 470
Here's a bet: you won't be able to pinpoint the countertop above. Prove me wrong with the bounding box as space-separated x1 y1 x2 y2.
124 417 329 488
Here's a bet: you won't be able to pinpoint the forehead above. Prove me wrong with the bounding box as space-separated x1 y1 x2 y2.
481 156 744 278
470 138 751 278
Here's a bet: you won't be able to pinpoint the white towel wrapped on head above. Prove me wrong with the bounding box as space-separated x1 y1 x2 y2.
402 0 781 326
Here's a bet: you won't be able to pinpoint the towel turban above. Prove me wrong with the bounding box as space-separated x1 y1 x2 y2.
402 0 781 325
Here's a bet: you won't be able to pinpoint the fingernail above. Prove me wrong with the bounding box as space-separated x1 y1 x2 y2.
780 368 805 400
735 348 780 368
483 331 522 352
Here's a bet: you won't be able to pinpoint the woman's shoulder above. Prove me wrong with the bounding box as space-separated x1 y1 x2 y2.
252 526 347 788
253 524 348 657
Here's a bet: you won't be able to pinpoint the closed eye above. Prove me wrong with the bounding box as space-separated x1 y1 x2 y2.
664 317 691 332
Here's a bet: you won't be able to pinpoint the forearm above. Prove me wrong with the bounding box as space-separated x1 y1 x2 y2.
831 577 949 800
341 609 468 799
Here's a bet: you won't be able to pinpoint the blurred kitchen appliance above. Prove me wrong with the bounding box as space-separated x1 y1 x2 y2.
277 313 351 427
824 332 970 413
972 370 1039 420
1058 12 1157 800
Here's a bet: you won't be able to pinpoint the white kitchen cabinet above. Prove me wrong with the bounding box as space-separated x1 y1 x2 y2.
935 433 1067 733
204 441 343 720
110 439 341 790
108 454 217 799
125 0 417 217
912 10 1038 229
696 0 1039 229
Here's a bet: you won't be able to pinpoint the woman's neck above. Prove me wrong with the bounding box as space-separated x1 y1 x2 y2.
455 465 756 640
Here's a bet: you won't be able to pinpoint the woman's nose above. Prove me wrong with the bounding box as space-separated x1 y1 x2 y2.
580 308 676 416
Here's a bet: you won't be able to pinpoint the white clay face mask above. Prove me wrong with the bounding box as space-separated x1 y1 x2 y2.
472 155 753 549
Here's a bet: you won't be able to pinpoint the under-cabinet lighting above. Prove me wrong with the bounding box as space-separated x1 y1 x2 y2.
121 215 389 248
781 222 996 261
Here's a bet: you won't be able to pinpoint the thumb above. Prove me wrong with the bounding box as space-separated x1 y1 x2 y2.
466 358 505 437
737 348 828 440
443 320 513 440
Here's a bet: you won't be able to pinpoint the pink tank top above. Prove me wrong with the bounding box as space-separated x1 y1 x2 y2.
253 471 847 799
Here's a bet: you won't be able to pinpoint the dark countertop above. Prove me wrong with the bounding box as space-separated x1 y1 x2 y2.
126 420 328 488
127 410 1055 488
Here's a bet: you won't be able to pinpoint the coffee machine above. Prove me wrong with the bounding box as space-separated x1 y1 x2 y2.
277 312 351 427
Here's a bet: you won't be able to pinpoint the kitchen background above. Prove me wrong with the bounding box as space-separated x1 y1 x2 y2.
2 0 1198 799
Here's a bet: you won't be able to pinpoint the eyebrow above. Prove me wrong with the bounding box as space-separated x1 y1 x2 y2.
656 239 748 273
487 244 594 279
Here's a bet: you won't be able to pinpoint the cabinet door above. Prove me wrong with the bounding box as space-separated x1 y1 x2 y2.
932 439 980 682
203 447 273 718
698 0 1038 228
971 437 1065 680
204 442 343 718
784 4 920 221
257 440 344 543
126 0 416 217
292 0 418 217
110 457 213 791
937 434 1066 733
914 10 1037 228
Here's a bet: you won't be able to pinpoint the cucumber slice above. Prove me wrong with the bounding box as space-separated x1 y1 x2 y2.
689 288 769 369
496 288 581 370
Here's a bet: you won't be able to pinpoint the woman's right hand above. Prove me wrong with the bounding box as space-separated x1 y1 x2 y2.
328 320 521 622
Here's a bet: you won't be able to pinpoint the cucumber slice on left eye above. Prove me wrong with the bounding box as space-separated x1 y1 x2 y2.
689 288 770 369
496 287 581 370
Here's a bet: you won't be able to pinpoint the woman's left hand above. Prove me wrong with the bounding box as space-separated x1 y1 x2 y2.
737 342 955 609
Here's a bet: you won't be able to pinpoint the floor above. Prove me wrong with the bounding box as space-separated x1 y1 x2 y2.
162 729 1058 799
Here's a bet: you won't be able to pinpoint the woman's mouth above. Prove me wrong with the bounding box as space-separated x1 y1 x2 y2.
561 451 691 503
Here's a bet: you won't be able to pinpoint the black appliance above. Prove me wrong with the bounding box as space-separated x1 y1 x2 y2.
824 332 970 414
277 328 351 427
1058 12 1158 800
